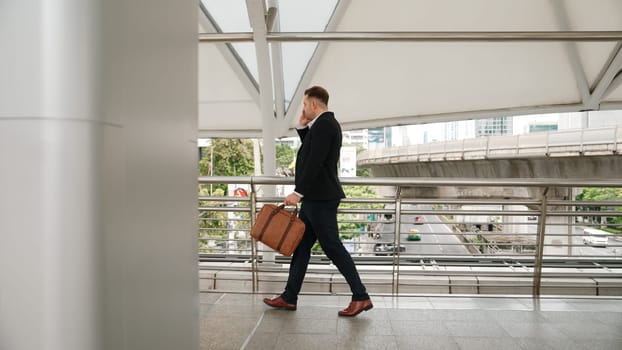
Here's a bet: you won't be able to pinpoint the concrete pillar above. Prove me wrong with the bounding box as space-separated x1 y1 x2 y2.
0 1 198 349
543 216 572 256
537 188 574 257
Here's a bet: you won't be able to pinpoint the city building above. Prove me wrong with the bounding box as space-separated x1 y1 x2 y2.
476 116 514 137
343 129 368 148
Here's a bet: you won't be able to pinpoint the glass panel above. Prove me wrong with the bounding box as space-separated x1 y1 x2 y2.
281 42 317 106
277 0 338 32
201 0 258 80
278 0 339 107
202 0 340 104
201 0 251 32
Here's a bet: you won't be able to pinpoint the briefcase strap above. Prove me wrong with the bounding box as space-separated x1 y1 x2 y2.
257 204 300 252
275 212 299 252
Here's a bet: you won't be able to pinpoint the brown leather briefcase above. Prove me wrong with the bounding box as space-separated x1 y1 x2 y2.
251 204 305 256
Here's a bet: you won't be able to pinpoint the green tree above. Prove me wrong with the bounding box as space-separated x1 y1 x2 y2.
338 185 383 235
356 167 372 177
198 139 256 254
354 145 371 177
577 188 622 202
276 144 297 168
199 138 255 194
199 139 254 176
576 187 622 233
311 185 383 253
198 186 228 253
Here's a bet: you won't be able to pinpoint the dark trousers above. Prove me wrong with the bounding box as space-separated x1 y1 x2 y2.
281 199 369 303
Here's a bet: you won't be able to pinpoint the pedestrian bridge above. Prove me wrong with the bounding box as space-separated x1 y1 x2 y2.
358 126 622 180
198 176 622 349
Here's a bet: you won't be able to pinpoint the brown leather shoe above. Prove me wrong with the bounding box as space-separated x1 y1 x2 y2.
338 299 373 317
263 296 297 311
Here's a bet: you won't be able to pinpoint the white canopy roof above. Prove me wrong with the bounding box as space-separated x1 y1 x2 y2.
198 0 622 138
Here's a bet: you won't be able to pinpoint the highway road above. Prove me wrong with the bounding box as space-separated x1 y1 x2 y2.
552 226 621 257
366 205 621 257
372 205 470 256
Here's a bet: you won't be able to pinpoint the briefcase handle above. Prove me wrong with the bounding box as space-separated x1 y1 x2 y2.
272 204 298 218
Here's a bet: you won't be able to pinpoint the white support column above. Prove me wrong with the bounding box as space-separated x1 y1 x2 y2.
101 1 199 348
247 0 277 263
1 2 102 349
0 1 198 349
247 0 277 180
268 0 286 132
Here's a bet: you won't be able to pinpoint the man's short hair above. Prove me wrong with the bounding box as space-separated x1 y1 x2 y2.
304 86 329 106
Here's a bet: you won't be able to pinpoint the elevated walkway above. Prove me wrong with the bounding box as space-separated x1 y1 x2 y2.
198 176 622 348
200 292 622 350
358 126 622 179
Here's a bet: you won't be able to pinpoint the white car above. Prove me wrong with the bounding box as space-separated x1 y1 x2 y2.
582 228 609 247
373 243 406 256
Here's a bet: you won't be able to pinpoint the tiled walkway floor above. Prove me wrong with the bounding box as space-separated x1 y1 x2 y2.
200 293 622 350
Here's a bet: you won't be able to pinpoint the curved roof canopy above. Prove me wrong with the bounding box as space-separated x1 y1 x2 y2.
198 0 622 138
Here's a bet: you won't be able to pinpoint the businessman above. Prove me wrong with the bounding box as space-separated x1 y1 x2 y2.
263 86 373 317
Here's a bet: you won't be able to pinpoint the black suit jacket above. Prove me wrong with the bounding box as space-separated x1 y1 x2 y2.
294 111 346 201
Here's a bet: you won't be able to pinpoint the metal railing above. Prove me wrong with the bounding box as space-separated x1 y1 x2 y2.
198 176 622 297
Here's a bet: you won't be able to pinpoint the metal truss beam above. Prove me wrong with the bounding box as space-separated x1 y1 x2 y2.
268 0 286 130
587 43 622 109
602 71 622 101
550 0 591 106
199 31 622 43
279 0 351 137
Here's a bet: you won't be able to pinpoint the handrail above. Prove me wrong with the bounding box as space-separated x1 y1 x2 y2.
198 176 622 297
199 175 622 188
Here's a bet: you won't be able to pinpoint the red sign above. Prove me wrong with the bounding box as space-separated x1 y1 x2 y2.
233 188 248 197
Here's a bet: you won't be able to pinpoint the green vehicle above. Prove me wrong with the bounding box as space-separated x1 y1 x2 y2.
407 228 421 241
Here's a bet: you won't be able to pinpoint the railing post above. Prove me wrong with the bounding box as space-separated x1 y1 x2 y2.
461 138 466 160
545 131 550 155
250 182 258 293
415 144 420 162
568 186 573 256
392 186 402 295
533 187 549 297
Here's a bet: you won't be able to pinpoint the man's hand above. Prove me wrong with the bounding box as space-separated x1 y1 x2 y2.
299 111 310 127
284 192 301 206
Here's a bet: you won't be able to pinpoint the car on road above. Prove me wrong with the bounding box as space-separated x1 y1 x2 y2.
407 228 421 241
414 215 424 225
373 243 406 256
582 228 609 247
